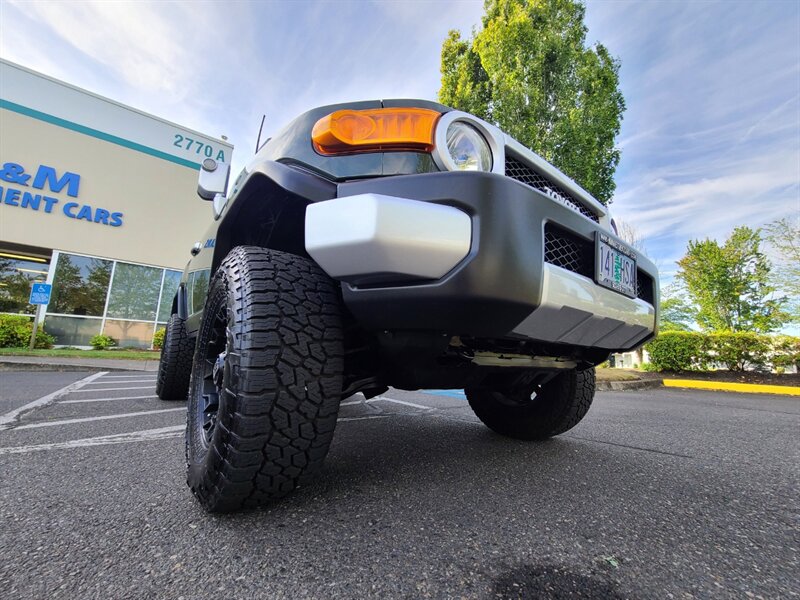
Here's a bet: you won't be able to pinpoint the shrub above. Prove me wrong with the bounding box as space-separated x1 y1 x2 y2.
771 336 800 371
90 334 116 350
0 314 32 348
708 332 769 371
152 327 166 350
0 314 55 349
640 362 659 372
645 331 708 372
34 330 56 349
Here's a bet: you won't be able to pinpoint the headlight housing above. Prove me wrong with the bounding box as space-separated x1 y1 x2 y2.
445 122 492 171
431 111 503 174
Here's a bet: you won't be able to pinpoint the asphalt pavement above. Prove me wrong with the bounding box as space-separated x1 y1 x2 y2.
0 370 797 599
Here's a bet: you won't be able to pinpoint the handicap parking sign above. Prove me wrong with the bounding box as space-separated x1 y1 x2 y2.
29 283 52 305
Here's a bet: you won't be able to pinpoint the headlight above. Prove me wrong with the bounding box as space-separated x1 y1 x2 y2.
445 122 492 171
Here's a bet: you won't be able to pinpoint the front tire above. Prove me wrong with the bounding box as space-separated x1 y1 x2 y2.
156 314 193 401
186 246 344 513
465 368 595 440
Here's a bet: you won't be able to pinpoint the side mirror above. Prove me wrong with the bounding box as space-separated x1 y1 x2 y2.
212 193 228 220
198 158 230 201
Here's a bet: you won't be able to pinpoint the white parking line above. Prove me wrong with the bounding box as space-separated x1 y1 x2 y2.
14 408 186 430
0 425 185 455
0 371 108 430
340 396 433 410
85 380 154 385
339 399 363 407
61 395 159 404
0 413 389 455
367 396 433 410
72 386 154 393
100 374 157 379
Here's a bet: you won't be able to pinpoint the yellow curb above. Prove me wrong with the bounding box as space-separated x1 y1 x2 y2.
663 379 800 396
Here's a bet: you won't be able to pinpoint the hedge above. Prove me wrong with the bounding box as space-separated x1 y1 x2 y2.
0 314 55 349
645 331 799 373
645 331 707 372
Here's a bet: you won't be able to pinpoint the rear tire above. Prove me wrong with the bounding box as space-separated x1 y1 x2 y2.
465 368 595 440
155 314 193 401
186 246 344 513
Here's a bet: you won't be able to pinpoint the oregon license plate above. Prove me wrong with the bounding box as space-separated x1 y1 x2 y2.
595 233 637 297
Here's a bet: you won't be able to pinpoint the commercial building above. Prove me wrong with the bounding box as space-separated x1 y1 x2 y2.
0 59 234 347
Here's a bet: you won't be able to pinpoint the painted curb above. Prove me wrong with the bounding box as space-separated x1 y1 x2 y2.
663 379 800 396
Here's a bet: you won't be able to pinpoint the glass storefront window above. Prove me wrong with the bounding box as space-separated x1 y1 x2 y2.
0 254 50 315
106 262 162 321
42 252 185 348
157 270 182 322
44 315 102 346
102 319 156 349
49 254 112 316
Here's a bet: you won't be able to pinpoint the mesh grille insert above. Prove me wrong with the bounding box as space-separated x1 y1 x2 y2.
505 155 599 222
636 271 655 305
544 224 656 305
544 224 594 279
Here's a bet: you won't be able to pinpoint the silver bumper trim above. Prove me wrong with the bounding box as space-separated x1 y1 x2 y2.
305 193 472 285
512 264 656 350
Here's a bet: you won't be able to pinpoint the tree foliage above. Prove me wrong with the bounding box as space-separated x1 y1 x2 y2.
439 0 625 204
676 226 787 333
764 217 800 321
658 283 695 332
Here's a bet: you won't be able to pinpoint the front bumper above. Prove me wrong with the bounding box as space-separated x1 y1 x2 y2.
306 170 658 352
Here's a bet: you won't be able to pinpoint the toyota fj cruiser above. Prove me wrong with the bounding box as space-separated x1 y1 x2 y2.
156 100 658 512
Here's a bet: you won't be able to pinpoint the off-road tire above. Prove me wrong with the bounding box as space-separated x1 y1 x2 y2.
186 246 344 513
155 314 193 401
465 368 595 440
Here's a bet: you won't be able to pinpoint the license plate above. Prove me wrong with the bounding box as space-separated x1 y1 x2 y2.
595 233 637 297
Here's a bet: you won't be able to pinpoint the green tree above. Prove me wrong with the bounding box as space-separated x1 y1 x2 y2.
764 217 800 321
659 283 695 331
439 0 625 204
676 226 788 333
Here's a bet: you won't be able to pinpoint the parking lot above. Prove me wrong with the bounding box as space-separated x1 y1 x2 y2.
0 370 797 599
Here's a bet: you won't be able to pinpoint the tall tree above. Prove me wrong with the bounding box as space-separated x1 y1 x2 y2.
439 0 625 205
658 282 696 332
676 226 788 333
614 219 645 253
764 217 800 321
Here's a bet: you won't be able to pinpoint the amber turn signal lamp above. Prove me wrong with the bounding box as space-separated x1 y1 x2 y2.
312 107 440 155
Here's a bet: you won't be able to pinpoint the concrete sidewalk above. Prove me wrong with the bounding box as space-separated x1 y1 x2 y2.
0 355 158 372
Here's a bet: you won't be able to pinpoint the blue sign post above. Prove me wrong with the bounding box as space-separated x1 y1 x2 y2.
28 283 52 350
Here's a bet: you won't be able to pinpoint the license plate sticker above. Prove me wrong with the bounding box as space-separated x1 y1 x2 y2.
595 233 637 297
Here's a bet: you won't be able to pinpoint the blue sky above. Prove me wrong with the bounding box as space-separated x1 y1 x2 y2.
1 0 798 284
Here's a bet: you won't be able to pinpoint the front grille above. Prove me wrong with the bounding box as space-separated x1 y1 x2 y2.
544 224 594 279
544 224 655 305
636 271 655 305
505 155 599 222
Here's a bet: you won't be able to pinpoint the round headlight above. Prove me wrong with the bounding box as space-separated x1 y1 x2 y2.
445 121 492 171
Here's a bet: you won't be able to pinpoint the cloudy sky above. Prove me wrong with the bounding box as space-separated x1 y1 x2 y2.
1 0 798 283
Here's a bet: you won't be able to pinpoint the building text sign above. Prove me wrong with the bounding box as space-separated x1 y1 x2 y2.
0 161 124 227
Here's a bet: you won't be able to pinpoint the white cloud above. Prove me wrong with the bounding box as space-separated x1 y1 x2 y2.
1 0 797 283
